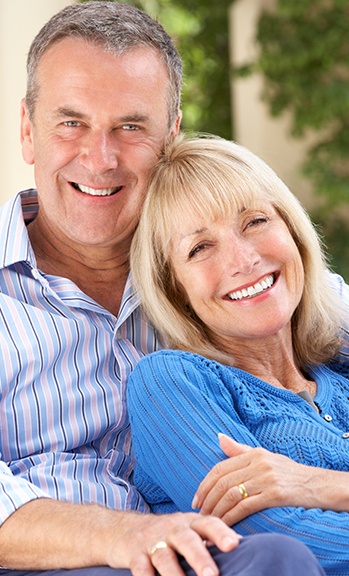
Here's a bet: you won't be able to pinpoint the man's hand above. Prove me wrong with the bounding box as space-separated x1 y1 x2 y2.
0 499 239 575
114 510 241 576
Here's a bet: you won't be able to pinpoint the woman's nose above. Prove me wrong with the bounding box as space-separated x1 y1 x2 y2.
224 237 261 276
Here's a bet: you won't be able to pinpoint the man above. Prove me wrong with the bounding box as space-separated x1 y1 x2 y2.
0 2 328 574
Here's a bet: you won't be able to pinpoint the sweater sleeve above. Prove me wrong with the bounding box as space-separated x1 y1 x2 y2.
127 350 349 575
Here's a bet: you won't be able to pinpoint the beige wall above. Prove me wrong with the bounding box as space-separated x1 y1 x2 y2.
229 0 317 210
0 0 75 205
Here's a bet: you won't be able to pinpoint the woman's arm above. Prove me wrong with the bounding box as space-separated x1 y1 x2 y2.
127 350 349 574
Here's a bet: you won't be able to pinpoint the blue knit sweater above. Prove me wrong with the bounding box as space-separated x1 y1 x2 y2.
127 350 349 574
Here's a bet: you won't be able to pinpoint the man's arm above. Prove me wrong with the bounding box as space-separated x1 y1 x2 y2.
0 499 240 576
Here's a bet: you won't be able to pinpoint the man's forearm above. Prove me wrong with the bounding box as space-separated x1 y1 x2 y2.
0 498 131 569
0 498 240 576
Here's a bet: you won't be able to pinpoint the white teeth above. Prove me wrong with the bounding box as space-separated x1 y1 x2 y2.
227 274 275 301
78 184 116 196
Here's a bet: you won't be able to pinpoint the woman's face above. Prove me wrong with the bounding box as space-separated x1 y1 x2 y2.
169 202 304 352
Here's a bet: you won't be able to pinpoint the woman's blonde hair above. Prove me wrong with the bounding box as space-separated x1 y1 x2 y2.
131 132 343 367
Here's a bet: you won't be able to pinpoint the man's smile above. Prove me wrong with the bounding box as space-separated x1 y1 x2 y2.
71 182 124 196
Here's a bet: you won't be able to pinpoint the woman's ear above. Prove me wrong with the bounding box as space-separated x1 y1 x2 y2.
20 99 35 165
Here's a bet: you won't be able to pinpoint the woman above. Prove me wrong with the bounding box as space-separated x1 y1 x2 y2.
127 133 349 573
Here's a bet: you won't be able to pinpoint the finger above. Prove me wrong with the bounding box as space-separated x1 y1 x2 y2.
165 516 240 576
190 515 241 552
218 434 252 458
192 462 243 510
192 450 252 510
130 550 157 576
222 494 265 526
206 484 246 520
149 544 187 576
199 471 243 515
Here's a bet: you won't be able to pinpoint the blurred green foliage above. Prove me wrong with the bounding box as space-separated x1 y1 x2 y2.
252 0 349 208
237 0 349 280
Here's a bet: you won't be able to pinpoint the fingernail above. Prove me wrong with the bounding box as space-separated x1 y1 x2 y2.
203 567 217 576
191 494 199 509
222 535 241 550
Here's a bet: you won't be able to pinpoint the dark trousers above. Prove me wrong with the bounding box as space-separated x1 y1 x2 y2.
0 533 325 575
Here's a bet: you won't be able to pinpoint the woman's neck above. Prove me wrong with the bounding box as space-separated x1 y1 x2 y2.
220 331 316 395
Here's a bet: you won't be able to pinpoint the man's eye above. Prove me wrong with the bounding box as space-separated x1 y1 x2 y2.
122 124 139 131
64 120 80 127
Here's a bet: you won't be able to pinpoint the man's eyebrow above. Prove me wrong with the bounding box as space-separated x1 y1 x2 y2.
57 107 86 119
56 108 150 123
118 113 150 123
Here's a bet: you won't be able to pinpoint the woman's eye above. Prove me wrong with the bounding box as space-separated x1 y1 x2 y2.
246 216 269 229
188 244 207 259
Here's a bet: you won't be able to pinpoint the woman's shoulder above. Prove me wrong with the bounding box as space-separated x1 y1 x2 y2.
132 349 222 375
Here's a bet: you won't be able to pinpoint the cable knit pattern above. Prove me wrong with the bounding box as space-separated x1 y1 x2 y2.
128 350 349 574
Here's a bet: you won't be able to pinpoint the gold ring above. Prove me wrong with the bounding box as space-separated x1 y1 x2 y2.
237 483 249 499
150 540 169 556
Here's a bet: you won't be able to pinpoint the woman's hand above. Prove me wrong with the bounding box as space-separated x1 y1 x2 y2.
192 434 349 526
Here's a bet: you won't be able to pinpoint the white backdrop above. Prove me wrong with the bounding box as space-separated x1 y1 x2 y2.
0 0 75 204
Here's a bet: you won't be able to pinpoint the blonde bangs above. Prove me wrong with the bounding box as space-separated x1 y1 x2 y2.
147 138 268 259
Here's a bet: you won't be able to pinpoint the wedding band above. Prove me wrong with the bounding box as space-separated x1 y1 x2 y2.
237 483 249 499
150 540 169 556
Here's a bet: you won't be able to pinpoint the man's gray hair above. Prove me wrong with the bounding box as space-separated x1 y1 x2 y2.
26 0 182 126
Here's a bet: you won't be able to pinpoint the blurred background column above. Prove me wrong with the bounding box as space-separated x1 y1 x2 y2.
0 0 75 204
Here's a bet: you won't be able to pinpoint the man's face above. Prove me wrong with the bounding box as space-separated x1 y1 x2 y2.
21 38 180 251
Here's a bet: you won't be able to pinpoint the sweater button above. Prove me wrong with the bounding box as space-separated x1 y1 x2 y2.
342 432 349 439
324 414 332 422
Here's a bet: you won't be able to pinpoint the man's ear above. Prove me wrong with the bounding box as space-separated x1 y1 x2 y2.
20 98 35 165
171 110 182 136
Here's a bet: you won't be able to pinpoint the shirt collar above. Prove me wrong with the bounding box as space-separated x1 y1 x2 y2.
0 189 38 269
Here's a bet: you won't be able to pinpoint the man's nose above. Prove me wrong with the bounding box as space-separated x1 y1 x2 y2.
79 131 119 172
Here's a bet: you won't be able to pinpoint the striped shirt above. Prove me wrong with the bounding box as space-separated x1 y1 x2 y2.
0 189 165 525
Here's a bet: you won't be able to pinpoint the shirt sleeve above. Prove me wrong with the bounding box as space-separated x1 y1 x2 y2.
127 350 349 574
326 271 349 360
0 459 50 524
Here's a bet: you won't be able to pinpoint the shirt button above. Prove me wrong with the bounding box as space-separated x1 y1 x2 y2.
324 414 333 422
31 268 40 279
342 432 349 439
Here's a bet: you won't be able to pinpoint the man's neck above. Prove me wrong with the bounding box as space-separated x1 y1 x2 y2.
27 220 130 316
